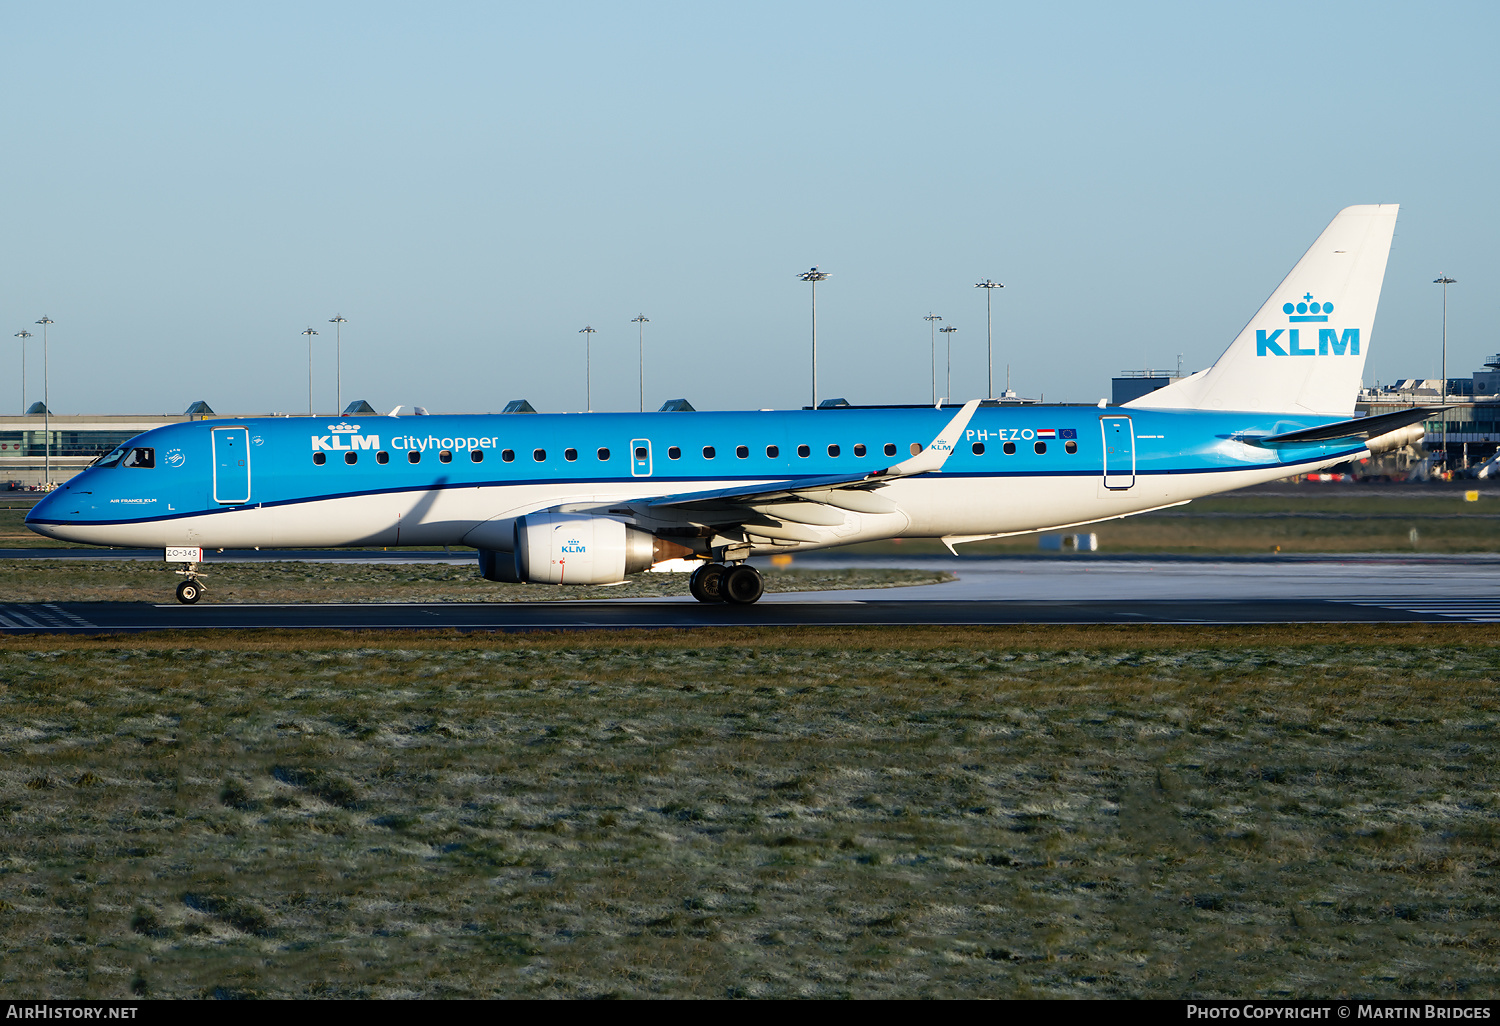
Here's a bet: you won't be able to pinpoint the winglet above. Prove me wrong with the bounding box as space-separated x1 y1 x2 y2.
387 405 403 418
870 399 981 479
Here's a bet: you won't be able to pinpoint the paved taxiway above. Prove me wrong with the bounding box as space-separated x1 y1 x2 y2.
1 551 1498 632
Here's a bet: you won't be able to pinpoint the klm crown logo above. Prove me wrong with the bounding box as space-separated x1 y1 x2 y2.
1283 293 1333 323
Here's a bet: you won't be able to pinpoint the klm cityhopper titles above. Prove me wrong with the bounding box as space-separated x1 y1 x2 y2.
30 204 1435 605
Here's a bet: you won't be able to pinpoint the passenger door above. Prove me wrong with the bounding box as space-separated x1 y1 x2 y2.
1100 416 1135 490
212 427 252 504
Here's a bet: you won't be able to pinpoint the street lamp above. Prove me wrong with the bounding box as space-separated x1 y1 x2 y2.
1434 275 1457 468
939 325 958 402
797 267 830 407
302 327 319 416
974 279 1004 400
578 326 597 412
631 314 649 413
13 330 30 415
924 314 942 405
35 317 52 487
329 315 347 415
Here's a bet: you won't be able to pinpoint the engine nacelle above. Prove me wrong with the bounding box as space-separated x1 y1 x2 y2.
511 511 691 585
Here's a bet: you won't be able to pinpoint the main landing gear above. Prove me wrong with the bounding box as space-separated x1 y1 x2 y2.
689 562 764 605
174 563 206 604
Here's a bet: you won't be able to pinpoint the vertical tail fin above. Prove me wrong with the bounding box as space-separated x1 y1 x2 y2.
1125 204 1398 416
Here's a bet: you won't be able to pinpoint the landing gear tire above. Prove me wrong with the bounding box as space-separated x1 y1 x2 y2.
721 564 765 605
175 579 203 605
689 562 726 603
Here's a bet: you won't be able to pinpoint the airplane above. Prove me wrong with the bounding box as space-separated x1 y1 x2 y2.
28 203 1442 605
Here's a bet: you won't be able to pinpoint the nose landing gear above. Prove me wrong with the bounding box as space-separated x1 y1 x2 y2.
689 562 764 605
174 563 207 604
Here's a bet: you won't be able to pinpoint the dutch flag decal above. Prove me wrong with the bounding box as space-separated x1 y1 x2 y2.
1036 429 1057 439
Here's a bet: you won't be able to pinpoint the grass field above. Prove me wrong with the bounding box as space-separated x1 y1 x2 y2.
1 626 1497 999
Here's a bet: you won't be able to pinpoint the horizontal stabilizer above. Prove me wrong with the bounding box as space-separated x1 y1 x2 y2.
1259 404 1466 445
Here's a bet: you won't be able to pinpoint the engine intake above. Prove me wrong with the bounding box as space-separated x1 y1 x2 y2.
508 511 691 585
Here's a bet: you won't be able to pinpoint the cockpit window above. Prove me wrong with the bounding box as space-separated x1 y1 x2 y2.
93 447 129 468
122 447 155 469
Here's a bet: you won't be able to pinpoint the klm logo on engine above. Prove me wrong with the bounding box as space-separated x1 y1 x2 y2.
311 423 380 451
560 538 586 554
1257 293 1358 357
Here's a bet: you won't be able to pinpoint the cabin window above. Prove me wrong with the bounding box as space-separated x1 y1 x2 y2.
1003 441 1016 455
910 442 922 456
1065 440 1078 455
122 447 155 469
376 450 390 464
313 452 327 466
667 446 681 460
565 448 578 462
972 442 985 455
766 444 779 458
702 446 716 459
439 449 452 464
883 443 897 457
597 447 610 461
345 451 358 465
470 449 483 463
408 450 421 464
533 448 546 462
827 443 840 457
502 449 515 462
797 444 810 458
1034 441 1047 455
736 445 749 459
853 443 866 457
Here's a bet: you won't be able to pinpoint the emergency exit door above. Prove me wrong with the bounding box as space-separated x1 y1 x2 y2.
1100 416 1135 490
212 427 252 504
630 438 653 477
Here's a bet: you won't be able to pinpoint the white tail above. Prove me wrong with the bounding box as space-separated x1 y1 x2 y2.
1125 204 1399 416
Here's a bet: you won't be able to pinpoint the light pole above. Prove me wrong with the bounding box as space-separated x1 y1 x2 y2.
13 330 30 415
35 317 52 487
302 327 319 416
631 314 649 413
974 280 1004 400
1434 275 1457 469
329 315 347 415
939 325 957 401
797 267 830 407
924 313 942 404
579 326 596 412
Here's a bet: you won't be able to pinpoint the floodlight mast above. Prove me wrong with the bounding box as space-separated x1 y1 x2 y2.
974 280 1004 400
924 314 942 405
578 326 597 412
939 325 958 402
329 315 347 415
35 317 52 487
13 330 30 415
631 314 649 413
1434 275 1457 467
302 328 319 416
797 268 830 407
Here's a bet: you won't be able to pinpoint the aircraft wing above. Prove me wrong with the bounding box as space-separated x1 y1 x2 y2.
630 399 981 512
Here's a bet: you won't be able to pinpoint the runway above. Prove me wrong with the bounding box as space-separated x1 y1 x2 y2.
2 551 1499 632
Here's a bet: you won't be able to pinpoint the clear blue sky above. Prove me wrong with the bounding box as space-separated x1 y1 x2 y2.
2 1 1495 415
